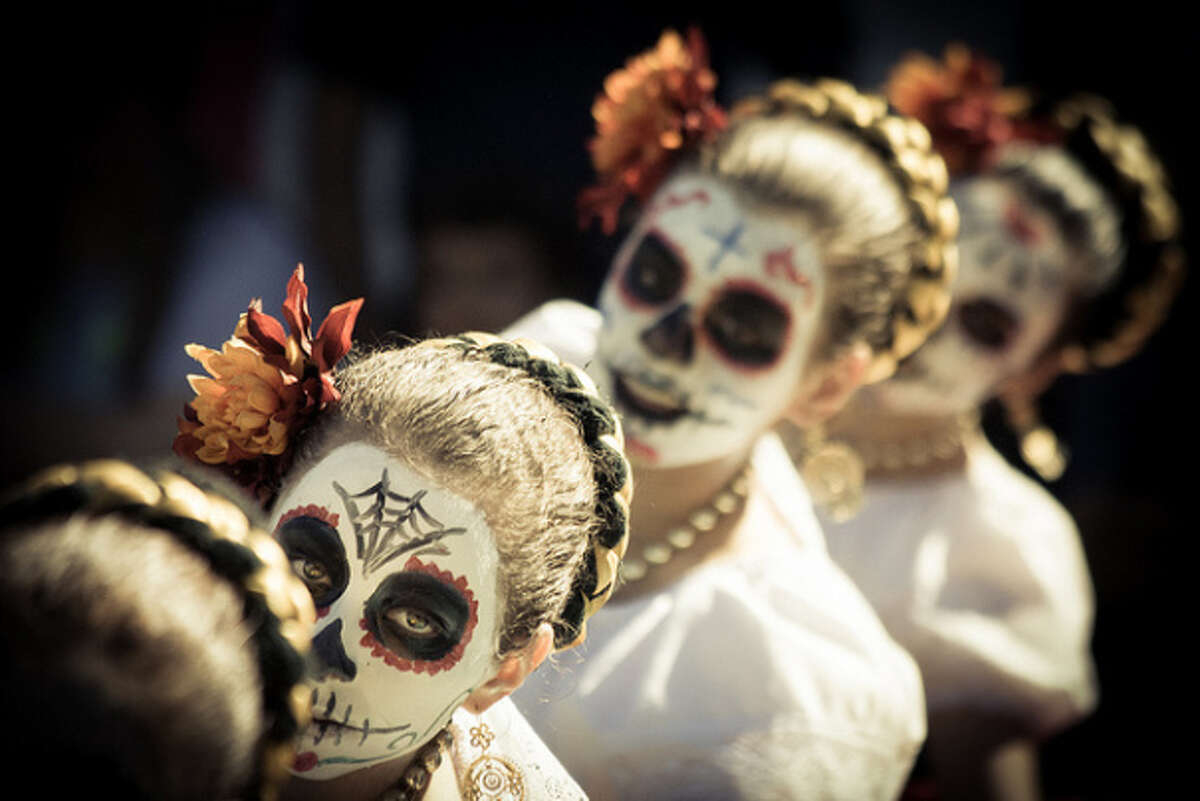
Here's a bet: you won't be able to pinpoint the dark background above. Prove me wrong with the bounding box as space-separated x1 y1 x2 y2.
5 2 1194 797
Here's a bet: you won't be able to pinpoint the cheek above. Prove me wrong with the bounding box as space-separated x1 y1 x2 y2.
599 282 657 338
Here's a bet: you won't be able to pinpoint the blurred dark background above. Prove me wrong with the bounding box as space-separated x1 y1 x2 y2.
4 2 1193 797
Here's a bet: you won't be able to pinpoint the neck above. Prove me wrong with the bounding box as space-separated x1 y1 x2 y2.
825 396 979 480
616 444 754 599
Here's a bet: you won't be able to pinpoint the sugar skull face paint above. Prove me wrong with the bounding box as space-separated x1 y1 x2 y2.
874 176 1073 416
593 173 827 467
272 442 501 780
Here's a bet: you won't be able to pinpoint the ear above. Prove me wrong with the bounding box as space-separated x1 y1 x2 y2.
462 622 555 715
785 342 872 429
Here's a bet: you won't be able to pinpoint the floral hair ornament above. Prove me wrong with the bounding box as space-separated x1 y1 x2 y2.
886 43 1057 176
578 27 728 234
174 265 364 502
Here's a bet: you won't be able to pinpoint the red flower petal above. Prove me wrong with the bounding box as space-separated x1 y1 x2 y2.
312 297 364 373
245 306 289 357
282 264 313 350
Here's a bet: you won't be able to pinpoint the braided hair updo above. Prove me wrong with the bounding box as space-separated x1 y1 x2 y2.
697 79 959 382
0 460 313 801
287 334 632 653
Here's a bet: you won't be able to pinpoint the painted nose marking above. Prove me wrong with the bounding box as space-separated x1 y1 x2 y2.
641 304 694 364
312 618 357 681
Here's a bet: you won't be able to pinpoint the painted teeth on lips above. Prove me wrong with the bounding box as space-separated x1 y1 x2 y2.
613 371 689 422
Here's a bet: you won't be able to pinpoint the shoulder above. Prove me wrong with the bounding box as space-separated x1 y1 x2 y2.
516 481 927 786
961 438 1078 538
502 300 601 368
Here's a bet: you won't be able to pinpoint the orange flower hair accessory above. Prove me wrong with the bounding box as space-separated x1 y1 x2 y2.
578 27 728 234
886 44 1054 175
174 264 363 501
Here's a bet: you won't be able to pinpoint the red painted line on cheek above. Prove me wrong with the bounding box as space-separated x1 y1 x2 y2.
624 435 659 464
763 247 814 308
1004 201 1041 246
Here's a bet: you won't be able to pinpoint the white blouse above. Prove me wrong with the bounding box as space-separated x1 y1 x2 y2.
819 435 1098 736
448 697 586 801
506 301 927 801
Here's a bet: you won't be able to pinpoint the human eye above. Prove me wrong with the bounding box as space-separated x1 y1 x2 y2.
383 607 442 638
366 572 470 662
957 298 1019 352
275 507 349 608
702 288 790 366
622 232 686 305
291 557 334 595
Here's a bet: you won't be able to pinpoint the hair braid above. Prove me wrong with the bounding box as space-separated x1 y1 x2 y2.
0 460 314 801
441 333 633 650
725 78 960 383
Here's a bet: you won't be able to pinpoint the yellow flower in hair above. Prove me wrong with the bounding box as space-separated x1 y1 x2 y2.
579 27 727 234
173 265 363 501
179 339 304 464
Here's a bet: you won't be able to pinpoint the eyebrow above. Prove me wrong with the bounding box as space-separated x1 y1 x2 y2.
333 469 467 576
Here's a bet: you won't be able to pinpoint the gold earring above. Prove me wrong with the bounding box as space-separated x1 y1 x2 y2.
797 424 866 523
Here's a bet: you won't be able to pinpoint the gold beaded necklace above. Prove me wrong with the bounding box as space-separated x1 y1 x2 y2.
618 464 753 582
377 728 454 801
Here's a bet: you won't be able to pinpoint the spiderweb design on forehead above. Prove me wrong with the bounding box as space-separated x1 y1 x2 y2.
332 470 467 577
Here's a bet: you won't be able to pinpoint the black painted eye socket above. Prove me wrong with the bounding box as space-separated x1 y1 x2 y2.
958 298 1019 352
702 288 790 366
622 233 685 305
277 515 350 608
365 572 469 662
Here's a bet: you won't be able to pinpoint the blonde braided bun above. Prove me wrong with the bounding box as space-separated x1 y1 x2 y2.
440 332 633 650
1051 94 1185 373
722 78 959 383
0 460 314 801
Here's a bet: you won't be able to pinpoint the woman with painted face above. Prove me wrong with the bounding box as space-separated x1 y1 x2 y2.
0 459 314 801
791 48 1184 801
173 267 632 801
504 30 956 801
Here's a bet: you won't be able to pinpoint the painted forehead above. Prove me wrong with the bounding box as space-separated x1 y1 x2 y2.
274 442 499 581
643 173 823 301
954 177 1072 293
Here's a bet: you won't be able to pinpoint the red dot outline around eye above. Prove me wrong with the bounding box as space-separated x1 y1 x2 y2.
358 556 478 677
276 504 340 531
697 278 795 375
615 226 691 312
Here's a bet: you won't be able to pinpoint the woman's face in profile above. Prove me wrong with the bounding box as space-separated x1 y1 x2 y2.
873 176 1073 417
270 442 502 780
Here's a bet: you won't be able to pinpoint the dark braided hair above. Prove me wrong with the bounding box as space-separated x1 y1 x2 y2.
0 460 313 801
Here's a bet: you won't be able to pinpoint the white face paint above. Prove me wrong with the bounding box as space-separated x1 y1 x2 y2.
593 173 827 468
271 442 501 780
873 176 1074 416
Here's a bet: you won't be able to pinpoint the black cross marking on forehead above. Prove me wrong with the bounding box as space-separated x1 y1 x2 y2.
332 469 467 577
